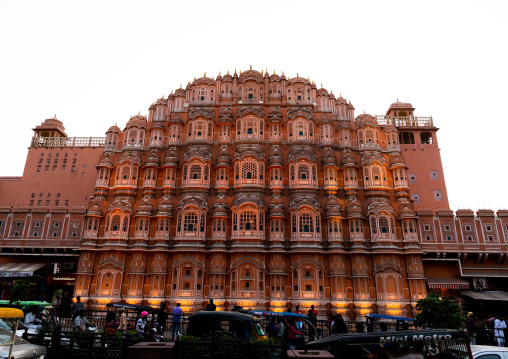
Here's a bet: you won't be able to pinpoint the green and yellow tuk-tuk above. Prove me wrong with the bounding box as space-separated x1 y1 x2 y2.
0 308 24 359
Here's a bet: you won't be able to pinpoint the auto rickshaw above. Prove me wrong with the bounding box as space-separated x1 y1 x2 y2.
365 313 415 332
305 329 473 359
186 311 268 341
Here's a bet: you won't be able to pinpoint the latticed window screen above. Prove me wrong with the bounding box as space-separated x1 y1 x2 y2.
371 217 377 234
316 215 320 233
240 211 257 231
259 211 264 230
122 217 128 232
200 214 206 232
298 165 309 180
366 129 374 142
235 163 240 180
233 213 238 231
190 165 201 180
290 165 295 180
312 165 317 181
184 212 198 231
295 121 307 136
391 218 395 233
183 165 187 181
372 167 381 180
379 216 389 233
299 213 313 233
242 162 257 179
204 165 209 181
111 215 120 231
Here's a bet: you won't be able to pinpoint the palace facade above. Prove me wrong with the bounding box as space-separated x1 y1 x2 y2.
1 68 507 317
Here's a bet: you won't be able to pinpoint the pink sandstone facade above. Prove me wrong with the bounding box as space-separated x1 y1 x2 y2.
0 68 506 317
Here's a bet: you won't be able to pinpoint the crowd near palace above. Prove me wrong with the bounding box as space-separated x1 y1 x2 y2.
1 68 508 319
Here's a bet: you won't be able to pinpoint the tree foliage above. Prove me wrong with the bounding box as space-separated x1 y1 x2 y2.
8 279 30 305
415 293 464 329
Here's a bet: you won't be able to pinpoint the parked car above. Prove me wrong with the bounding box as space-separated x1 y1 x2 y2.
0 308 47 359
471 345 508 358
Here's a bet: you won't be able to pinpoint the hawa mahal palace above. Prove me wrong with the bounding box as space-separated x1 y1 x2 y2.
1 68 508 318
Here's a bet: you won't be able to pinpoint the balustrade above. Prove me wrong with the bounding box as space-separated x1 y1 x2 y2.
30 136 105 148
376 115 433 127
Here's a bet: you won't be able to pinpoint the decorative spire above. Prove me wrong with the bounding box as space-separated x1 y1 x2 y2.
219 71 221 75
204 72 206 77
297 72 299 77
250 65 252 70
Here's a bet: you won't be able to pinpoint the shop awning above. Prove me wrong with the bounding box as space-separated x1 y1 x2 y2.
426 277 470 289
461 291 508 301
0 263 46 277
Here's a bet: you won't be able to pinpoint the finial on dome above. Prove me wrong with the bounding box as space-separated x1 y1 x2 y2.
194 77 196 80
219 71 221 75
321 83 323 87
273 70 275 74
397 98 399 102
282 71 284 75
363 110 365 114
54 114 57 119
235 68 236 73
204 72 206 77
180 84 182 88
308 77 310 81
297 72 299 77
240 70 242 74
340 93 342 97
331 90 333 94
266 68 268 73
138 111 140 115
227 70 229 74
250 65 252 70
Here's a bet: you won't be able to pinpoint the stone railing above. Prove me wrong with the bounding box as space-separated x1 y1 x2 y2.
30 136 105 148
0 176 22 181
376 116 434 127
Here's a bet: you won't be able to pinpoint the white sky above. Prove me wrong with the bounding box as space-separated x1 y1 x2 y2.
1 0 507 211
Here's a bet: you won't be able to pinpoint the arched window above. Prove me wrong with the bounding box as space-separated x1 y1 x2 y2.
379 216 389 233
299 213 313 233
298 165 309 180
240 211 257 231
111 215 120 231
184 212 198 232
241 162 257 180
190 165 201 179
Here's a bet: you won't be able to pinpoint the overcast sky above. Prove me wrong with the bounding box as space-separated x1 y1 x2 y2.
1 0 507 211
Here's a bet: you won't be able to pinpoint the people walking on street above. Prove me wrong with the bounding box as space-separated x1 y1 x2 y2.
171 303 183 341
71 296 84 316
157 302 167 335
118 307 127 333
330 314 348 334
295 305 303 330
494 315 506 347
466 312 477 345
205 299 216 311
